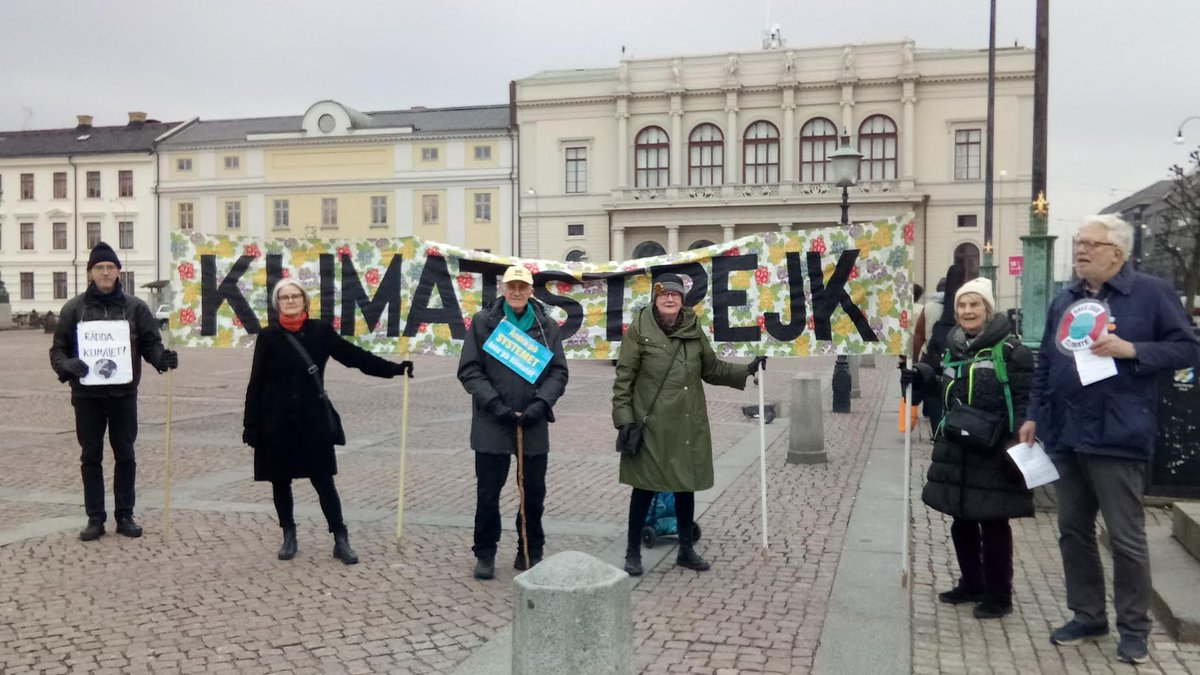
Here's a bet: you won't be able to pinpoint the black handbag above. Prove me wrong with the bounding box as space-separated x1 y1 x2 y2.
937 341 1013 454
284 332 347 446
616 340 680 456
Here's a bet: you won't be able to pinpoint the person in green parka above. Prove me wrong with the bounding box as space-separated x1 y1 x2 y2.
612 273 765 576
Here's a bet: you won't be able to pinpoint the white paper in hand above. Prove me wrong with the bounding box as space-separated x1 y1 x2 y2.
1006 441 1059 490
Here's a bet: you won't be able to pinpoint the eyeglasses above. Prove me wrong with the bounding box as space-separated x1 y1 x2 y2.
278 294 305 302
1072 238 1118 252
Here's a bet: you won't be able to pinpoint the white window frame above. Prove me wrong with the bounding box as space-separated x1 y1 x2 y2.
371 196 388 227
225 201 242 230
567 223 585 238
473 145 492 161
473 193 492 223
177 158 193 171
118 221 134 249
178 203 194 230
322 198 338 228
86 222 102 247
421 195 439 225
20 222 34 250
273 199 289 229
224 156 240 170
421 147 439 162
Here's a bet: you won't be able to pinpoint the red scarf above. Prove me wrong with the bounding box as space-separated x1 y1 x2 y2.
279 311 307 333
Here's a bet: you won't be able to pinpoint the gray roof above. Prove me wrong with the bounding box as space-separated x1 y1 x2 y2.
1100 179 1174 215
0 121 181 158
164 104 511 146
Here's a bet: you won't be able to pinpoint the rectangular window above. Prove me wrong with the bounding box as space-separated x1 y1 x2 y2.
421 147 438 162
86 222 101 248
54 172 67 199
474 145 492 161
421 195 439 225
86 171 101 198
565 147 587 194
53 222 67 250
273 199 289 229
225 201 241 229
322 198 338 227
119 221 134 249
20 222 34 250
119 271 135 291
177 158 192 171
954 129 982 181
567 223 585 237
957 214 978 229
118 170 133 197
224 156 240 170
53 272 67 300
178 203 194 230
20 273 33 300
371 196 388 226
20 173 34 199
473 193 492 223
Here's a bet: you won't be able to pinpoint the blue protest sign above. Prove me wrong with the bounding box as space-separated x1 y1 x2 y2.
482 319 552 384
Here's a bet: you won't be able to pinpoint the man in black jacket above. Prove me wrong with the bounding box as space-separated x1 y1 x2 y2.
48 242 179 541
457 265 569 579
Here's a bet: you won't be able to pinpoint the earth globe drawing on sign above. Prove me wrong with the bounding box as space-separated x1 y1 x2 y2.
1054 299 1109 353
1068 312 1097 340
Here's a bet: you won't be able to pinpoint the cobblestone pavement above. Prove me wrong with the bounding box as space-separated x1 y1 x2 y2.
2 326 1198 674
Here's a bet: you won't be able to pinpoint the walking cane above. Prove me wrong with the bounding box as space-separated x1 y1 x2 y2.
395 348 412 545
515 414 530 570
898 356 912 588
162 325 175 538
755 356 769 557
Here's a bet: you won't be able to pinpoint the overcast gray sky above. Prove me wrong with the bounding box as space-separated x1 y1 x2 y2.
4 0 1197 278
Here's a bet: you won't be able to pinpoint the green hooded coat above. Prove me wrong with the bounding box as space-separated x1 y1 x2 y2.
612 306 748 492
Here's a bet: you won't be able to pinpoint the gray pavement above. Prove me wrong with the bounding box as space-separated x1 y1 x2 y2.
2 328 1199 673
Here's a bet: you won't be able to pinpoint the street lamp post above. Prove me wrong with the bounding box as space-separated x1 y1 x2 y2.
828 131 863 414
1174 116 1200 145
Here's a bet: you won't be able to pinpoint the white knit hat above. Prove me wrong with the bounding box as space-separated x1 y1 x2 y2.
954 277 995 313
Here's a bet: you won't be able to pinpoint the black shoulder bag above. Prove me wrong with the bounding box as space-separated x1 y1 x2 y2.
937 342 1013 454
616 340 681 456
283 332 347 446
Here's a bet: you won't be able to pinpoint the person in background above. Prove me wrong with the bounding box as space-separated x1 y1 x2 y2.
612 273 765 576
50 242 179 541
243 279 414 565
908 277 1035 620
917 264 966 431
458 265 569 580
1021 215 1200 664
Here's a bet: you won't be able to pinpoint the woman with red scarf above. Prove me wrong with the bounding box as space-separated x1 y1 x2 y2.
243 279 413 564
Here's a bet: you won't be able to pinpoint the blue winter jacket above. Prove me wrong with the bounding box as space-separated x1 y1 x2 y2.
1027 263 1200 461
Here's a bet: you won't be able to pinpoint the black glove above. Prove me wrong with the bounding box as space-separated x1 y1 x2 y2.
900 367 916 388
747 356 767 374
242 428 258 448
394 360 415 378
617 423 635 447
485 397 517 423
160 350 179 370
519 399 548 427
61 358 89 380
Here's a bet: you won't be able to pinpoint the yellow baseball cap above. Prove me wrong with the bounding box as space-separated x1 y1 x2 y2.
502 266 534 285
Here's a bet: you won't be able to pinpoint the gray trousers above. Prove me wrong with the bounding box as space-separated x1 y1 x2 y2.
1053 453 1151 638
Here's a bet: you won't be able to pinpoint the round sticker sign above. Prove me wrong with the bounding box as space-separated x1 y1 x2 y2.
1055 299 1109 353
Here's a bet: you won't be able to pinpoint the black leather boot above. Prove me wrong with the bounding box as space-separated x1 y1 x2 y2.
278 527 297 560
79 520 105 541
624 547 644 577
115 516 143 538
676 544 711 571
332 531 358 565
473 557 495 580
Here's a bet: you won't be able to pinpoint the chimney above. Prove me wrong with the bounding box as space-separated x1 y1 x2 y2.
127 111 147 127
76 114 93 131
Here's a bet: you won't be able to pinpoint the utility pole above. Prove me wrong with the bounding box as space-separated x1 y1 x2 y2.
981 0 998 284
1020 0 1056 345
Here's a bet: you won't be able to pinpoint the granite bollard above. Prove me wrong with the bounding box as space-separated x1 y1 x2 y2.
512 551 632 675
849 355 861 399
787 372 827 464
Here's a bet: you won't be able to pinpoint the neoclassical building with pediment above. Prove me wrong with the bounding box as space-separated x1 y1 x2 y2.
514 40 1035 308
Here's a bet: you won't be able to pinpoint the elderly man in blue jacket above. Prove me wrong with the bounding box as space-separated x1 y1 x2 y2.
1019 215 1200 664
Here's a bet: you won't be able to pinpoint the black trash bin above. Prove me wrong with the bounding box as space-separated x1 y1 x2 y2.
1147 355 1200 499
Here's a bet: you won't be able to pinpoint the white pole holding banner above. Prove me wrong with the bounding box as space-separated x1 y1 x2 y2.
757 364 769 555
162 326 175 538
900 357 912 588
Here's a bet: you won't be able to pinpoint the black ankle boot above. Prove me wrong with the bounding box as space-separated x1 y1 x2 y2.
278 527 297 560
332 531 358 565
676 544 711 571
624 547 643 577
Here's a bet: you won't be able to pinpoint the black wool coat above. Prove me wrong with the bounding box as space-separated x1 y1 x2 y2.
243 320 401 482
457 299 569 455
920 314 1036 521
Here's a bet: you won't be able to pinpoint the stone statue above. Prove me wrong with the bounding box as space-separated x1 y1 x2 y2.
842 46 855 76
671 58 682 87
726 53 739 78
902 40 915 69
783 50 796 74
617 60 629 85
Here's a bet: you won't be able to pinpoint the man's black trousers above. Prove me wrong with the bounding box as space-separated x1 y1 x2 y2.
73 395 138 523
473 452 546 561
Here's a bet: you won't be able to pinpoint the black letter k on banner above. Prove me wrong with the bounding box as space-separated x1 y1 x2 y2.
808 249 878 342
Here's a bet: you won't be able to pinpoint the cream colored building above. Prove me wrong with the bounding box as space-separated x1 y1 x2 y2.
0 114 182 312
156 100 515 278
515 41 1035 309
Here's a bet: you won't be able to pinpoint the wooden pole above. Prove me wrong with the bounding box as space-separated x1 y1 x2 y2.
395 350 412 544
162 328 175 538
756 365 769 556
515 419 529 570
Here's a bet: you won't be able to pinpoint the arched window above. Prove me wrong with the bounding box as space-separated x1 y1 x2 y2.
565 249 588 262
635 126 670 188
742 121 780 184
688 124 724 186
858 115 897 181
688 239 717 250
953 243 981 281
799 117 838 183
632 240 666 258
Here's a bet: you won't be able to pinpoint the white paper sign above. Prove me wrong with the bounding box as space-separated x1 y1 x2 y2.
1073 348 1118 386
77 320 134 386
1006 441 1060 490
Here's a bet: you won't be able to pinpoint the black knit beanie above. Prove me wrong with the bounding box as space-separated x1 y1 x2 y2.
87 242 122 271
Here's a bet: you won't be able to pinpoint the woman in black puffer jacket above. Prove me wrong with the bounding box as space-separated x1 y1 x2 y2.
912 277 1034 620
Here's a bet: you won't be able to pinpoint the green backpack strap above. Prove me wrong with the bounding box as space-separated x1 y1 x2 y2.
991 341 1013 432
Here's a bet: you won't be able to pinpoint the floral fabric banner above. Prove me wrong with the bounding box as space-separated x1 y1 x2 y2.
169 212 915 358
